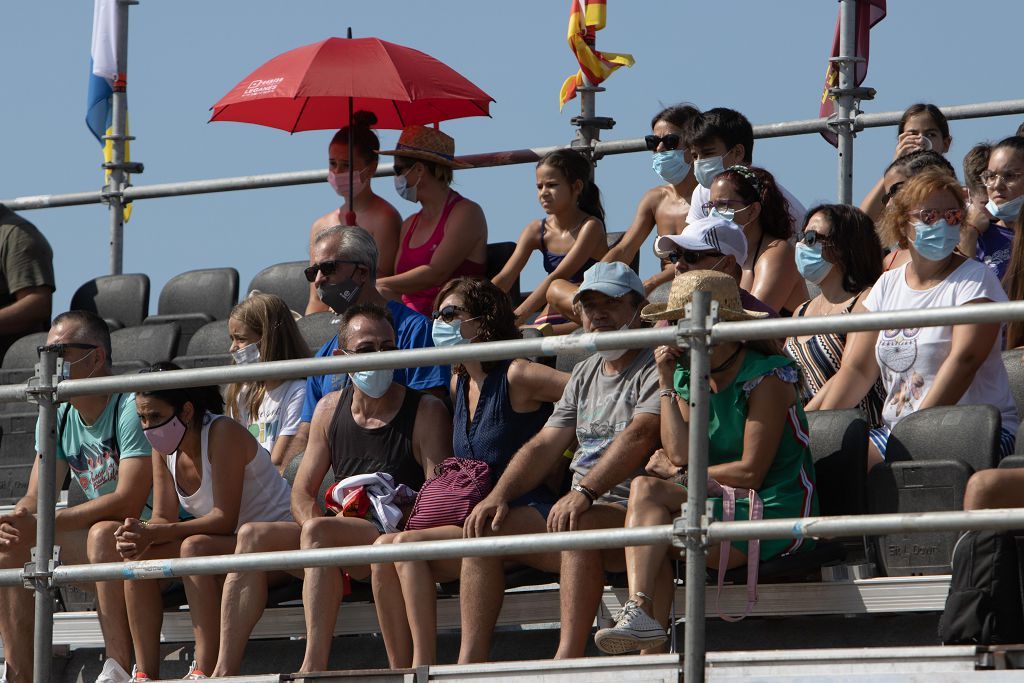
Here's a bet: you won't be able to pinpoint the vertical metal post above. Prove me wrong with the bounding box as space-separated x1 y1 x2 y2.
107 0 132 275
835 0 857 204
32 349 58 683
683 291 711 683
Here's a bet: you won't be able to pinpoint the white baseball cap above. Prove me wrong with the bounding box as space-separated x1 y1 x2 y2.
655 215 748 262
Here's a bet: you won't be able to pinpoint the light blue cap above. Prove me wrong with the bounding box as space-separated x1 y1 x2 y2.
573 262 645 304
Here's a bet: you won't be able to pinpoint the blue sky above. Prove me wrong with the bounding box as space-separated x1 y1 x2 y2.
1 1 1021 316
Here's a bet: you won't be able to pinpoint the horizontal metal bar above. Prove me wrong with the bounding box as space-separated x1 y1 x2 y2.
4 99 1023 211
706 508 1024 543
712 300 1024 344
0 524 676 588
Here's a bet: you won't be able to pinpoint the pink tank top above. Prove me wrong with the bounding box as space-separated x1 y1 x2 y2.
395 191 486 315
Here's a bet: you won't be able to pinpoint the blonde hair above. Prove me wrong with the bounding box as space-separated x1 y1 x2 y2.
225 292 311 422
877 168 965 250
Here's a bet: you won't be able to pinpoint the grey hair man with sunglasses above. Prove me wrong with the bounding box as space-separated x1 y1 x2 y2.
655 215 778 318
0 310 152 683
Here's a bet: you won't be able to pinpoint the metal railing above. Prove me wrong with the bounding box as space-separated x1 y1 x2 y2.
8 299 1024 682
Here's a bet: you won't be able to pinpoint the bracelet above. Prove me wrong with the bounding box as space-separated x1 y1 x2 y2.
572 483 598 504
672 468 688 487
659 388 676 399
138 520 149 528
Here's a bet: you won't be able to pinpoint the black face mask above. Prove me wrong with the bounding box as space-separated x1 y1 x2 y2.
317 279 362 314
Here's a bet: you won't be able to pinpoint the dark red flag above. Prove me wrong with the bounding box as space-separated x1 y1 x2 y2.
819 0 886 146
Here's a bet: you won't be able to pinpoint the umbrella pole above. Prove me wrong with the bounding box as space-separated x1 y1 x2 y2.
345 27 356 226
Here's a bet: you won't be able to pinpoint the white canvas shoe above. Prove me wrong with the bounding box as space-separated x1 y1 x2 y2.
594 598 668 654
95 658 132 683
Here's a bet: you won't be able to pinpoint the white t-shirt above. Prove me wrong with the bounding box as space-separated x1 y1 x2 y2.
687 180 807 233
863 258 1019 434
235 379 306 455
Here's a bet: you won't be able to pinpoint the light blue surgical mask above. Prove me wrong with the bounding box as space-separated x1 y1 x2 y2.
986 194 1024 223
709 206 736 222
912 219 960 262
432 319 472 347
651 150 690 185
694 156 725 189
794 242 833 284
394 169 419 203
350 367 394 398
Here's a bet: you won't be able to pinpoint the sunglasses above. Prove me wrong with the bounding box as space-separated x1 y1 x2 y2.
798 231 832 248
907 208 964 226
432 304 473 323
37 342 97 356
881 181 905 206
668 249 724 265
645 134 682 152
303 259 361 283
337 344 398 355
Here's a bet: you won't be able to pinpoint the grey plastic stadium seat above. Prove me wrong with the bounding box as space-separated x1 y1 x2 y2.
606 231 640 274
0 332 48 385
70 273 150 329
806 409 868 517
0 406 41 466
246 261 310 315
868 404 1001 576
171 320 232 369
144 267 239 356
486 242 520 304
110 323 181 368
1002 349 1024 418
297 312 339 353
283 451 332 513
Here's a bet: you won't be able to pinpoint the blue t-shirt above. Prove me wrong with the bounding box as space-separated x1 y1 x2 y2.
299 300 449 423
975 221 1014 283
34 392 151 500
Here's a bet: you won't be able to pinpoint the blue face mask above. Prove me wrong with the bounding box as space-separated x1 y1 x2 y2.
912 219 960 262
694 155 725 189
794 242 833 284
709 206 737 222
394 169 419 203
432 319 470 347
986 194 1024 222
349 367 394 398
651 150 690 185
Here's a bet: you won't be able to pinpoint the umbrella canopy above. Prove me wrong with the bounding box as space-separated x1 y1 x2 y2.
209 37 494 133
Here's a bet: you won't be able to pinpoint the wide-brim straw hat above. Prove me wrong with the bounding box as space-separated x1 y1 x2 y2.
641 270 770 322
378 124 471 169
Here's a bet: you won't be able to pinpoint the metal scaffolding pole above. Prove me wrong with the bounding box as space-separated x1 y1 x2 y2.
834 0 857 204
105 0 133 275
30 349 58 683
683 291 712 683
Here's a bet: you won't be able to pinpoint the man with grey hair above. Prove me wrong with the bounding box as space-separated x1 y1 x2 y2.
292 225 447 458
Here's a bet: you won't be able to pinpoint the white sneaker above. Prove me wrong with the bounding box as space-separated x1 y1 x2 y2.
96 659 132 683
594 598 668 654
1 661 7 683
183 660 208 679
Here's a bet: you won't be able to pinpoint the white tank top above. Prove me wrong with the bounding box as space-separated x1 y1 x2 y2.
167 413 292 530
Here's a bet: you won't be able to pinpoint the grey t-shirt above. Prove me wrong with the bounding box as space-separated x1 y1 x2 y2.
546 348 661 504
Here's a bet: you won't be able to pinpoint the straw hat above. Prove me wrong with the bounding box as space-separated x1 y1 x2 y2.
378 124 471 169
641 270 769 322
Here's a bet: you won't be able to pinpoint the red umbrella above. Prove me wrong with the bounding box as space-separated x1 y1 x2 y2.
209 37 494 133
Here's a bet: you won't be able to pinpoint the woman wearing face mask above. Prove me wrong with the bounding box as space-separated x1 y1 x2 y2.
225 293 311 471
784 205 886 426
705 165 808 316
372 277 569 668
307 111 403 315
114 364 293 680
818 170 1019 470
861 103 953 222
376 125 488 316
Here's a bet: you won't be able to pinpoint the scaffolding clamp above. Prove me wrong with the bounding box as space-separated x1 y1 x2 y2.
23 546 61 591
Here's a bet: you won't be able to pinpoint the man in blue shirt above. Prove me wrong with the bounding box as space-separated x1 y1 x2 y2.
285 225 448 464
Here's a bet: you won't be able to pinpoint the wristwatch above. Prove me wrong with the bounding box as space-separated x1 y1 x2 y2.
571 483 598 504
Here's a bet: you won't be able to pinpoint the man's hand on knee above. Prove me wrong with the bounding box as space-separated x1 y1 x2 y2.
0 507 30 547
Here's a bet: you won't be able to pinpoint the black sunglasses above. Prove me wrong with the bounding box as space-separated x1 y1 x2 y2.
798 231 832 248
303 259 361 283
645 134 682 152
37 342 97 356
668 250 724 265
882 181 905 206
431 304 471 323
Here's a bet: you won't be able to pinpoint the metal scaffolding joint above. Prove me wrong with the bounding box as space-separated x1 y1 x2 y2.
829 86 876 100
103 161 145 174
570 115 616 131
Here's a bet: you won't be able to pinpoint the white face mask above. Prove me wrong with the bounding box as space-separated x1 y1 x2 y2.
328 169 366 198
231 344 260 365
394 168 419 203
597 309 640 361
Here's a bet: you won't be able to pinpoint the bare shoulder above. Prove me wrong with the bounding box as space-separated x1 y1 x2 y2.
416 391 451 424
311 391 342 424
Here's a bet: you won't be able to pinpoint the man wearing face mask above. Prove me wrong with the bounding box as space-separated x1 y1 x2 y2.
682 108 806 232
0 311 152 683
654 216 778 318
460 262 662 663
212 304 451 677
289 225 448 465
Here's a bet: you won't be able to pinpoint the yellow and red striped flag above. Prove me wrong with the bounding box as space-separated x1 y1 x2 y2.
559 0 634 110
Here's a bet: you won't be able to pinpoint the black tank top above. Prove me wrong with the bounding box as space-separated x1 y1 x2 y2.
328 384 426 490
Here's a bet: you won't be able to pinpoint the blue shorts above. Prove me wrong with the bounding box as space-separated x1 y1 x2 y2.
512 487 556 521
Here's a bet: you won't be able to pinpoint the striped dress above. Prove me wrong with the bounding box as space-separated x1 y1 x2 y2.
675 350 819 560
784 297 886 428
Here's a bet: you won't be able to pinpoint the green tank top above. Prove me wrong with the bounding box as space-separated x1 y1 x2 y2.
675 349 819 558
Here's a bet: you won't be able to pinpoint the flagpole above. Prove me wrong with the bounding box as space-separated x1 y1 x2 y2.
106 0 135 275
835 0 857 204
